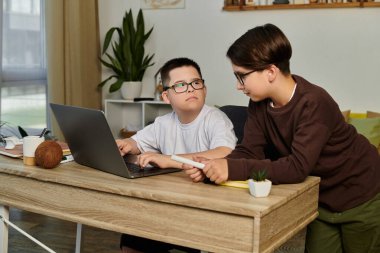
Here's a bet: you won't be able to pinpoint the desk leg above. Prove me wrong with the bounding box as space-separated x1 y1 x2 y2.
0 205 9 253
75 223 82 253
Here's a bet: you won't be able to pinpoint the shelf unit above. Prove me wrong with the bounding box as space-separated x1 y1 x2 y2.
224 0 380 10
104 99 172 138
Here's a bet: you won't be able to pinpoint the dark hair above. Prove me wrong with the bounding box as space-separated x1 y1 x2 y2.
226 24 292 75
160 57 202 86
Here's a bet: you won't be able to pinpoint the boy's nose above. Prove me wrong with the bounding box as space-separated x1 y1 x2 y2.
187 85 195 92
236 82 244 90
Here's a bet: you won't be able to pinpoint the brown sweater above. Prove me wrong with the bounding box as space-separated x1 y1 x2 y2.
227 75 380 212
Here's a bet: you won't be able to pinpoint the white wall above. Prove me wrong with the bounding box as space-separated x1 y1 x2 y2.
99 0 380 112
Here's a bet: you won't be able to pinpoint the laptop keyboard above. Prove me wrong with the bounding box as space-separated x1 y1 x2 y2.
123 157 161 174
125 162 143 173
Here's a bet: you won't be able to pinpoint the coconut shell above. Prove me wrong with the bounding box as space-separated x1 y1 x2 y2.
35 140 63 169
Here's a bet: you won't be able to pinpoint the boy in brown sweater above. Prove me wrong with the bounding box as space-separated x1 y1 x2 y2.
184 24 380 253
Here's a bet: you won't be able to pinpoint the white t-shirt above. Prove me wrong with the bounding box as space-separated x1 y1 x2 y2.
132 105 237 155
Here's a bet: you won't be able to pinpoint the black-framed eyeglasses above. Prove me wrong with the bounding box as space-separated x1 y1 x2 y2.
234 70 256 85
163 79 205 93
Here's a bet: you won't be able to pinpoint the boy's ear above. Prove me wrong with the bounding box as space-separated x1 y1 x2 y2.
267 65 277 83
161 91 171 104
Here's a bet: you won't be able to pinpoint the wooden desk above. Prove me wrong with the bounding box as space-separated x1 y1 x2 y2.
0 156 320 253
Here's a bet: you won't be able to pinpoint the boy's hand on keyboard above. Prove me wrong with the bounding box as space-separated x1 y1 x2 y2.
137 152 171 168
116 138 140 156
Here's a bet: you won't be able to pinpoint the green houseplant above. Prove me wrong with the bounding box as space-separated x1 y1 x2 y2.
98 9 154 99
248 169 272 197
251 170 267 182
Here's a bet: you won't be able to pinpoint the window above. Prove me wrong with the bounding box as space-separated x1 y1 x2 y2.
0 0 46 132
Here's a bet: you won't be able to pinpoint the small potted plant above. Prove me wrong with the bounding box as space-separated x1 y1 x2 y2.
98 9 155 100
248 169 272 197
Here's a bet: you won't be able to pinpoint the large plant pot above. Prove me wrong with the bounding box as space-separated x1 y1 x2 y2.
248 179 272 197
121 81 142 100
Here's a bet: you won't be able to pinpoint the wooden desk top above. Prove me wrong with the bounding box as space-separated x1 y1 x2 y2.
0 155 320 253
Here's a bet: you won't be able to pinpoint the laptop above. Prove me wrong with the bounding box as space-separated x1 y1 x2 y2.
50 103 180 178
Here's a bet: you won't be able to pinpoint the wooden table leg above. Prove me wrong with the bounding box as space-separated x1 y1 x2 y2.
0 205 9 253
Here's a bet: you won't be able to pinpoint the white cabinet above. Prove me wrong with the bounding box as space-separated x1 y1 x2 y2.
104 99 172 138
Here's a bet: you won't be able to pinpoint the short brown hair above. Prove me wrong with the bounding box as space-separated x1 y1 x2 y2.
160 58 202 87
226 24 292 75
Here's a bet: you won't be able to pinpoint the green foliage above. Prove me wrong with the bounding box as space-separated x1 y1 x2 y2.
98 9 155 93
250 169 267 182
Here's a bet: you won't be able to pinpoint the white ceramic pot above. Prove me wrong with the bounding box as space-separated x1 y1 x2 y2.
120 81 142 100
248 179 272 197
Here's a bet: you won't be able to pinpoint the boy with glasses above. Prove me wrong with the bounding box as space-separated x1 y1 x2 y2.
185 24 380 253
116 57 236 170
117 57 237 253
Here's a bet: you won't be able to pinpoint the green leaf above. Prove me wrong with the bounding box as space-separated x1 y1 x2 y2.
126 10 135 51
102 27 118 54
250 169 267 182
137 9 145 36
143 27 153 42
109 78 124 92
143 54 155 66
100 57 121 76
115 27 123 39
106 53 122 73
97 75 117 89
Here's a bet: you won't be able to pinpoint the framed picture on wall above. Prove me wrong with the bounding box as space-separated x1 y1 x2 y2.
141 0 185 9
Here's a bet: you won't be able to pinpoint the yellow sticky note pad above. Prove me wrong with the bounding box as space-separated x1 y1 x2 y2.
220 180 249 189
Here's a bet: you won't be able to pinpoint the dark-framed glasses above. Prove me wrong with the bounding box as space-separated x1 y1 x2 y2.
234 70 256 85
163 79 205 93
